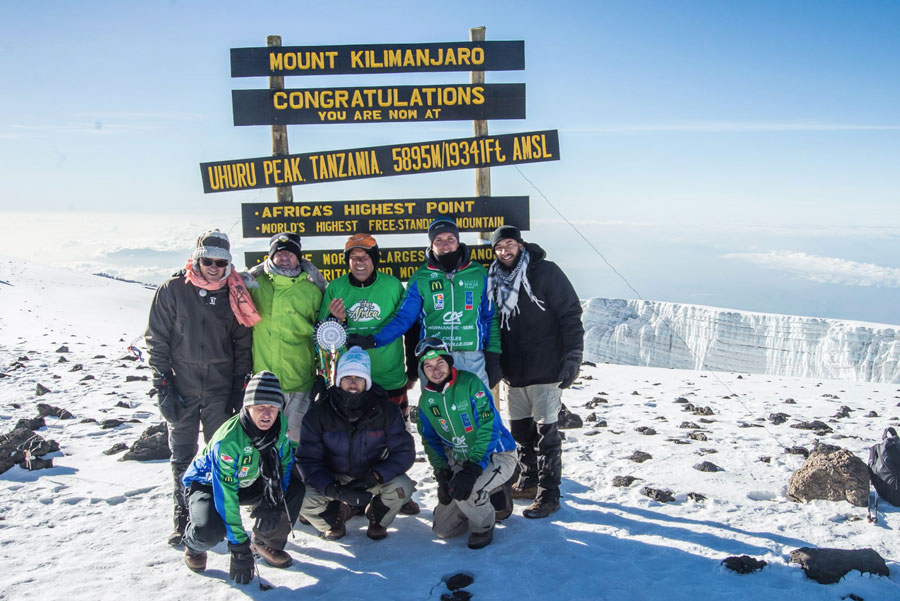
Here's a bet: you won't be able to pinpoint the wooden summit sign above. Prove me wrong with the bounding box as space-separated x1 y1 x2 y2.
245 244 495 282
241 195 529 238
231 41 524 77
201 129 558 193
232 83 525 125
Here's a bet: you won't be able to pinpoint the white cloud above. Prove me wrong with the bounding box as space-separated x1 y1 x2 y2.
724 251 900 288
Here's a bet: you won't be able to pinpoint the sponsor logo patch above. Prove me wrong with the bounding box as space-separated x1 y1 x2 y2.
347 300 381 322
239 466 250 477
430 280 443 291
475 391 486 399
439 418 450 432
220 453 234 463
480 410 493 421
460 413 474 433
430 406 441 418
433 293 444 310
465 291 474 310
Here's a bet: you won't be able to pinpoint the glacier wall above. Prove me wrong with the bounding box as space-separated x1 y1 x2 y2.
583 298 900 384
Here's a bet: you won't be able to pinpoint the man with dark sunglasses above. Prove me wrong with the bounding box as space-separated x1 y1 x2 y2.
146 229 258 546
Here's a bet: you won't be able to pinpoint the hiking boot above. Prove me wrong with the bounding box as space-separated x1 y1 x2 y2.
467 525 494 549
366 518 388 540
492 477 513 521
183 548 207 572
511 485 538 500
251 539 292 568
167 530 185 546
399 499 420 515
523 498 560 519
324 502 351 540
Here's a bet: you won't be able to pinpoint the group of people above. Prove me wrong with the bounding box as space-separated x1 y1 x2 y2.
145 217 584 582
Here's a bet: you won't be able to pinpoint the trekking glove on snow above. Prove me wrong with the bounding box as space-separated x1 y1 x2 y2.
151 371 183 423
435 468 453 505
228 541 254 584
557 357 581 389
250 503 283 534
325 481 373 508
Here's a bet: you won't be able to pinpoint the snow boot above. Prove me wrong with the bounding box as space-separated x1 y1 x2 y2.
251 538 292 568
168 511 187 546
467 524 494 549
532 422 562 512
322 501 351 540
365 496 390 540
183 547 207 572
509 418 539 498
399 499 420 515
491 476 514 521
523 497 561 519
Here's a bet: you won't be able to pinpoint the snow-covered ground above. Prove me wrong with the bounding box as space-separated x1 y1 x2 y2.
1 257 899 601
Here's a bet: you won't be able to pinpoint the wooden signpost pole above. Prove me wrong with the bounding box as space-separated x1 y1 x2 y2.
470 26 491 232
267 35 293 203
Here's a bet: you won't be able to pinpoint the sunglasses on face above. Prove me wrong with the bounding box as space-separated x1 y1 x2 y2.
200 258 229 268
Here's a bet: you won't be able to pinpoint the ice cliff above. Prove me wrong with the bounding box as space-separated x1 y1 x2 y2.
583 298 900 383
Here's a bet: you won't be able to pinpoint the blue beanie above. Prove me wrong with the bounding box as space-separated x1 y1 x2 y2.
428 217 460 242
336 346 372 391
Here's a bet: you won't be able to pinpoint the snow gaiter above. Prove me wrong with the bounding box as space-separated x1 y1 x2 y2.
509 418 539 488
536 422 562 502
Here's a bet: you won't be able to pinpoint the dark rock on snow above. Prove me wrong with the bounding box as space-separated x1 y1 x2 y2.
768 413 790 425
15 416 46 431
694 461 723 472
629 451 652 463
689 431 708 442
641 487 675 503
789 547 889 584
612 475 639 487
35 384 52 396
791 420 833 433
0 427 61 475
37 403 74 419
557 404 583 429
687 492 707 502
679 421 700 429
634 426 657 435
722 555 767 574
103 443 129 456
125 375 148 382
788 446 869 507
445 573 474 591
785 446 810 458
120 423 171 461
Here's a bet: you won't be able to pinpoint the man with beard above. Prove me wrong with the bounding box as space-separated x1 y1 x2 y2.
487 225 584 518
295 347 416 541
145 229 257 546
181 371 304 584
246 232 326 443
348 217 501 391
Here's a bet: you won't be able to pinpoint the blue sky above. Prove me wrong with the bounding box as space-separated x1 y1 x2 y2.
1 1 898 323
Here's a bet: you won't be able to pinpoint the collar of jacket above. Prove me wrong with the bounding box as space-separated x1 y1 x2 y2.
349 271 378 288
269 271 310 287
424 367 458 393
425 243 471 274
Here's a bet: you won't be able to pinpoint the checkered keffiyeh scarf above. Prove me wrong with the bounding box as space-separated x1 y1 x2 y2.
487 247 545 330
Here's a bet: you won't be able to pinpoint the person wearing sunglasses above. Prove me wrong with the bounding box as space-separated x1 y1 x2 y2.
347 217 502 392
414 337 516 549
145 229 259 546
245 232 327 444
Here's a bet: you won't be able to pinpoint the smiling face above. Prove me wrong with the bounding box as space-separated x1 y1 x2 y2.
347 248 375 281
246 404 279 431
493 238 523 268
339 374 367 394
272 250 299 270
431 232 459 256
422 356 451 384
198 258 228 281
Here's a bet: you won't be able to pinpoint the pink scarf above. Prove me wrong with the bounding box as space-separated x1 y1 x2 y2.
184 259 261 327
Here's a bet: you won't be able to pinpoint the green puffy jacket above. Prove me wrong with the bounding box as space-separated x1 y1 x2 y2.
182 414 294 545
249 266 323 393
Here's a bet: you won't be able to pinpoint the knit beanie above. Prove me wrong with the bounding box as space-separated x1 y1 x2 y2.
490 225 524 249
191 229 232 263
343 233 380 267
269 232 303 263
336 346 372 391
243 371 284 408
427 217 460 243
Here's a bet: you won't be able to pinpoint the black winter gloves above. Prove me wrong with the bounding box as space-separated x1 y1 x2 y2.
310 374 328 404
557 357 581 389
346 334 376 350
435 467 453 505
484 352 503 389
150 371 183 423
227 374 248 416
449 462 483 501
250 503 283 534
228 541 254 584
325 481 374 508
345 470 380 492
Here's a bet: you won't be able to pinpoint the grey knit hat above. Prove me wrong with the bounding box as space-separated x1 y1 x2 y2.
243 371 284 408
191 229 232 263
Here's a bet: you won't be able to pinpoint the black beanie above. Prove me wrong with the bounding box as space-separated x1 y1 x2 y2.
269 232 303 263
490 225 524 248
428 217 460 242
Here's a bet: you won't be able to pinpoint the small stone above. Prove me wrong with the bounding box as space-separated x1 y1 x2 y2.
689 431 708 441
789 547 888 585
35 383 52 396
687 492 707 502
445 573 474 591
115 400 131 409
694 461 723 472
833 406 852 418
631 391 641 396
722 555 767 574
693 406 715 416
103 443 129 455
667 438 692 445
674 397 689 403
81 374 95 381
865 411 878 418
785 446 810 458
635 426 657 436
640 487 675 503
612 475 639 487
682 403 696 412
15 416 46 431
739 422 764 429
581 360 596 367
37 403 74 419
441 592 472 601
759 456 771 463
57 356 68 363
768 413 790 425
125 375 148 382
698 418 715 424
629 451 652 463
791 420 833 433
70 364 83 372
408 406 418 424
55 345 69 353
594 420 607 428
784 398 797 405
101 419 125 429
698 448 718 455
679 421 700 429
80 418 98 424
557 404 583 429
585 396 608 409
93 354 107 359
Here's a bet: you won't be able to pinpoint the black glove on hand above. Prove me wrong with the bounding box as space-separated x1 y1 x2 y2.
310 374 327 404
346 334 375 350
228 541 254 584
250 503 283 533
325 481 374 507
557 357 581 389
150 372 183 423
435 467 453 505
449 462 483 501
227 374 247 415
484 352 503 389
345 470 380 491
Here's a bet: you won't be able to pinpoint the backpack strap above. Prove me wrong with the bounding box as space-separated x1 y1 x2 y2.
884 427 899 440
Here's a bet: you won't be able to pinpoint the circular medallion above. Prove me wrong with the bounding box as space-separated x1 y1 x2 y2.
314 318 348 350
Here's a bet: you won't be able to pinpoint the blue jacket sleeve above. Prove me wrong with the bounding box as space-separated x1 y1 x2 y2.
371 405 415 483
477 273 500 353
295 410 335 494
373 280 424 347
417 411 450 470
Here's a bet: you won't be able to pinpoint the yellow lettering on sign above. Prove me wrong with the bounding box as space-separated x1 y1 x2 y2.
207 162 257 191
512 134 553 161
